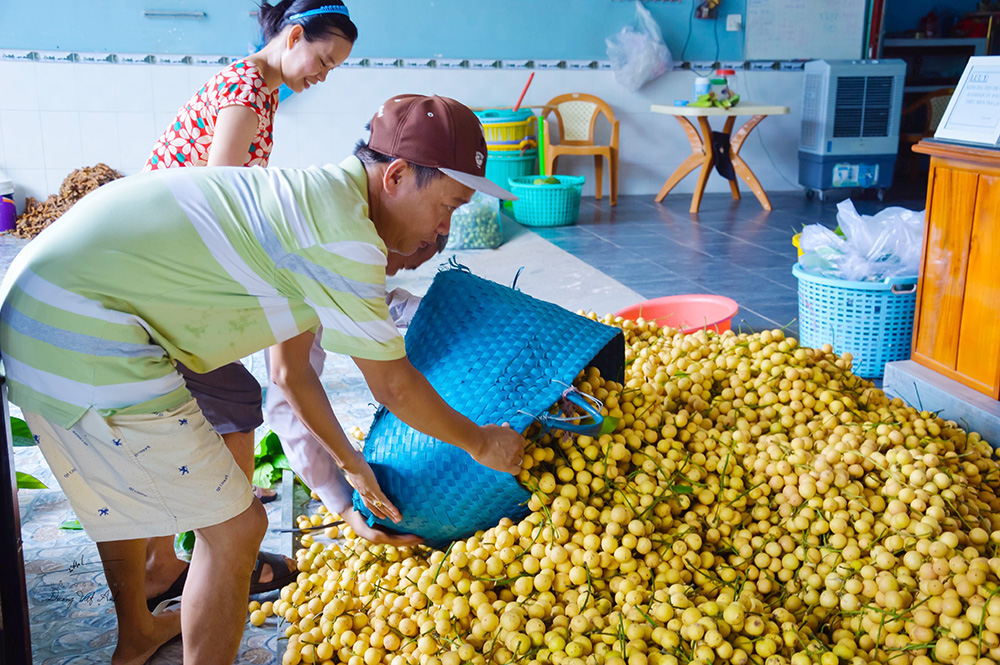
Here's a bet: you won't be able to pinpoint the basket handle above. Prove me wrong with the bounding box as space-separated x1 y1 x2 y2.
885 276 917 294
533 387 605 436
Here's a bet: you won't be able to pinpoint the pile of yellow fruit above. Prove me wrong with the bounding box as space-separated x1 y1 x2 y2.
250 315 1000 665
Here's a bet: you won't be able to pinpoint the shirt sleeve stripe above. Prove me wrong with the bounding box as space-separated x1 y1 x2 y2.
278 254 386 301
165 173 299 341
15 267 155 334
226 171 386 302
1 304 167 359
307 301 403 345
319 241 387 266
3 354 186 411
265 168 316 247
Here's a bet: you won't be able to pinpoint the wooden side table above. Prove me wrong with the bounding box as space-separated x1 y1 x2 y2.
650 103 790 213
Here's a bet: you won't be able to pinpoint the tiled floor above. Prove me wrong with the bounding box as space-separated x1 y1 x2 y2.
528 189 927 338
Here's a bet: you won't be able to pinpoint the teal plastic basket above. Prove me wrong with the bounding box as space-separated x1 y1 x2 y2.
793 263 917 379
508 175 585 227
354 264 624 548
485 150 538 197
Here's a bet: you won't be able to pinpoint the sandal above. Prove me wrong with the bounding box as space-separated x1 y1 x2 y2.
249 551 297 596
253 485 278 505
146 565 189 613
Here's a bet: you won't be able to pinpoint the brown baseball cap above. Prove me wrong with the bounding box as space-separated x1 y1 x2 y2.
368 94 517 200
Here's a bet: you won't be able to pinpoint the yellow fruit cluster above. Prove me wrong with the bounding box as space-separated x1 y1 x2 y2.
253 315 1000 665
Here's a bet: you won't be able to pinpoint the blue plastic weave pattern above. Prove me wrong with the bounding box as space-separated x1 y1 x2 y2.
353 264 624 548
794 264 917 379
508 176 584 227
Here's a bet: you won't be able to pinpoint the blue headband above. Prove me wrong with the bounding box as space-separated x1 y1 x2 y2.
287 4 350 21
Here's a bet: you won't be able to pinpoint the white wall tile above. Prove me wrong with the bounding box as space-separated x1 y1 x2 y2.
268 113 300 168
46 167 78 194
4 168 49 213
294 114 346 168
34 62 81 111
0 110 45 169
116 112 157 172
112 65 155 113
150 66 194 113
0 61 40 111
39 111 83 169
152 112 176 141
74 64 117 113
0 61 810 196
79 112 123 169
188 64 222 90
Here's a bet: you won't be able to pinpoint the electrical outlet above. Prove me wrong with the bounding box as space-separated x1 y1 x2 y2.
726 14 743 31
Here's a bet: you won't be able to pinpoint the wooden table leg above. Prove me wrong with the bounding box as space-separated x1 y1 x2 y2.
730 115 772 211
722 116 740 201
655 117 706 203
689 117 717 214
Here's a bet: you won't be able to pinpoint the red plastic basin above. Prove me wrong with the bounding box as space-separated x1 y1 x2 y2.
615 294 739 334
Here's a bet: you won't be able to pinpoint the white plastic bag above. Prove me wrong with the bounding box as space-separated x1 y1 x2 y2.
446 192 503 249
606 1 672 91
797 199 925 282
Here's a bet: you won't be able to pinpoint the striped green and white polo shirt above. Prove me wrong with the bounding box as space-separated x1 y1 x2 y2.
0 157 405 429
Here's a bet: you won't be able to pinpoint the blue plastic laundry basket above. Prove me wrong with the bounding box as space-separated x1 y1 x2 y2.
793 263 917 379
353 264 624 548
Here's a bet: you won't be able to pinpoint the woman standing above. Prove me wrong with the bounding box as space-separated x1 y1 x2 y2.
141 0 358 614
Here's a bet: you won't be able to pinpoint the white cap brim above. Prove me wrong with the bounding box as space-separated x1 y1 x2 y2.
439 167 518 201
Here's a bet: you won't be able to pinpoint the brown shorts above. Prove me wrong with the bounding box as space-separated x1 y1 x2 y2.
175 360 263 435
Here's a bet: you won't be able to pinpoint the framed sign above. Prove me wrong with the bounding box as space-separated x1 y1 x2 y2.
935 56 1000 146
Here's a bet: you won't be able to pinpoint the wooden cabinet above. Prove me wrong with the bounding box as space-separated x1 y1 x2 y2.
911 139 1000 398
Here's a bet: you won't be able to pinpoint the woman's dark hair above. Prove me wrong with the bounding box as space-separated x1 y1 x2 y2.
258 0 359 44
354 140 443 189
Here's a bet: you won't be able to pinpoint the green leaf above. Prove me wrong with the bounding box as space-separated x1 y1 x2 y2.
599 416 620 436
669 484 693 494
270 453 291 470
258 431 283 457
176 530 195 553
60 519 83 530
253 462 274 490
16 471 47 489
11 417 36 447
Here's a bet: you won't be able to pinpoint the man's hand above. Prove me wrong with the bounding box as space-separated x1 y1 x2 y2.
470 424 526 475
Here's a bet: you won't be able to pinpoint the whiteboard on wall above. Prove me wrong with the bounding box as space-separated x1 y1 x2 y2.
745 0 867 62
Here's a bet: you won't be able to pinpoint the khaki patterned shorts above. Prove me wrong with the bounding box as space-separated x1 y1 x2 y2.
24 398 254 542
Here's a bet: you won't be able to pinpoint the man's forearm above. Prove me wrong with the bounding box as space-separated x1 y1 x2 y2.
355 357 485 458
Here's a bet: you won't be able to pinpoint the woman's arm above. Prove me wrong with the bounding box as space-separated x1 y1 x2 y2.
206 106 261 166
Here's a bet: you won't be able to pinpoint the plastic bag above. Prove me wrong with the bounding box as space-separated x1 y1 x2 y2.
798 199 925 282
606 1 672 91
446 192 503 249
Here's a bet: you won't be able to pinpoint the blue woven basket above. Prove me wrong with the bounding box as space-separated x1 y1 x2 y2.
794 263 917 379
353 264 624 548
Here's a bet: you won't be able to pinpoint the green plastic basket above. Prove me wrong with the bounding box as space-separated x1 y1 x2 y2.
508 175 585 227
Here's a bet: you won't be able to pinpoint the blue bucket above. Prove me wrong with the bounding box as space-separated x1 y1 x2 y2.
353 264 624 548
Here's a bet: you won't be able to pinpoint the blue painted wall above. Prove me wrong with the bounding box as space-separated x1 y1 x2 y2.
884 0 980 35
1 0 746 62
